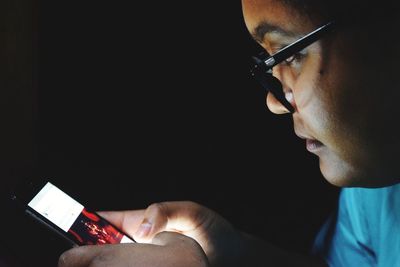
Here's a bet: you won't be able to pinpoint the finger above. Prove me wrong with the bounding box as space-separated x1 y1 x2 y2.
151 232 208 263
58 245 108 267
97 210 145 237
151 231 191 246
134 201 210 241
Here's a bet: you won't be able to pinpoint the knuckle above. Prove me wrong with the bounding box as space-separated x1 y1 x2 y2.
181 200 207 214
147 202 167 217
184 200 201 209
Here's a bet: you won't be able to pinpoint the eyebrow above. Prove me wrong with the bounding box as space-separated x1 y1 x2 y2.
252 22 297 43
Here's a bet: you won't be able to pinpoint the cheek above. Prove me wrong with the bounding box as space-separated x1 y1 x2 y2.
297 84 330 140
293 61 354 153
292 58 329 125
288 45 367 155
307 68 379 184
287 50 324 108
309 72 356 155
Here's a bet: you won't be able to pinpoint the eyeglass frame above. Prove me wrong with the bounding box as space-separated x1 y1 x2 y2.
250 21 335 113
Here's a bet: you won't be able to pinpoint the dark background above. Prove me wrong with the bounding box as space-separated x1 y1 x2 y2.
1 1 339 266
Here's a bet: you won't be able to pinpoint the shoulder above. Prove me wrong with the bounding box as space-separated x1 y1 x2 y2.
318 183 400 252
312 184 400 265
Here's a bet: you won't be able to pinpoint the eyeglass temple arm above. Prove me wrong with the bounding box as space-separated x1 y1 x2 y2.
264 21 335 68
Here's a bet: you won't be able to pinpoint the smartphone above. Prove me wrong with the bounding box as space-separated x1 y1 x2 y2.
11 179 135 247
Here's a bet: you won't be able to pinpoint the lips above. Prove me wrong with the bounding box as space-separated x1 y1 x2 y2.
294 130 324 153
305 139 323 152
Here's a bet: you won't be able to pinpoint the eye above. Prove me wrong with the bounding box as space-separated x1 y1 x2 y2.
284 52 306 66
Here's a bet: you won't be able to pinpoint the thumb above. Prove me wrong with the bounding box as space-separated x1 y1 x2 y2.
96 209 145 238
133 201 212 243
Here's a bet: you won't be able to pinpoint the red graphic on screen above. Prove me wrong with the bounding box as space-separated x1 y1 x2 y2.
67 208 129 245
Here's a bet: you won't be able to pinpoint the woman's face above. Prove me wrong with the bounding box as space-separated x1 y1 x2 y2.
242 0 400 187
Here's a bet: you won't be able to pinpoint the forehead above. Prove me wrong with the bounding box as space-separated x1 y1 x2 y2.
241 0 315 36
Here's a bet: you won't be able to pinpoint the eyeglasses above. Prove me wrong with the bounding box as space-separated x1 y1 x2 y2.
250 21 335 113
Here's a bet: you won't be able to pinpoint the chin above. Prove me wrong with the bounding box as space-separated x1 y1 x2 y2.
321 171 355 187
319 157 400 188
318 156 363 187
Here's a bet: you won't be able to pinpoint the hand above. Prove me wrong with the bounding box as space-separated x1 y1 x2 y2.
59 202 325 267
98 201 244 267
58 231 209 267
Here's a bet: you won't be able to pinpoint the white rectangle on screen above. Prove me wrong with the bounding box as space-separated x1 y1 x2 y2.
28 182 84 232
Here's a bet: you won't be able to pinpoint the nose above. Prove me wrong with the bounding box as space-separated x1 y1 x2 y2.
266 92 293 114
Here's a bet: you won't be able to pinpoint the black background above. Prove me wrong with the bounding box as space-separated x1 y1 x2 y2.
2 1 339 266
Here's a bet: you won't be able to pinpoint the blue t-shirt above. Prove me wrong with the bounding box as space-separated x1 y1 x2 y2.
313 183 400 266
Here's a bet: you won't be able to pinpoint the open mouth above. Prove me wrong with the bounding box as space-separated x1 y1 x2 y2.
306 139 323 152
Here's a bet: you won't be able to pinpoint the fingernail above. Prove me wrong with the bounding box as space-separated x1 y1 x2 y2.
135 220 152 238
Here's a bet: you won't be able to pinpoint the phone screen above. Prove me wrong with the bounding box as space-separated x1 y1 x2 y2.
27 182 134 246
